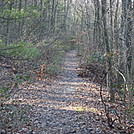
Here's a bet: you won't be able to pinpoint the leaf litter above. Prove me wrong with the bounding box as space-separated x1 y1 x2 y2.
1 50 133 134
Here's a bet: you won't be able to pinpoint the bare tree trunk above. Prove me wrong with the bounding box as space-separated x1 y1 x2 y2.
101 0 115 102
93 0 101 46
114 0 119 50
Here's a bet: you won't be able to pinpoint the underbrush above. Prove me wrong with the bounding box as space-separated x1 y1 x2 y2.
34 38 76 75
0 40 39 59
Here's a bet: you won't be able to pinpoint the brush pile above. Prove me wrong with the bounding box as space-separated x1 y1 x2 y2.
77 63 107 84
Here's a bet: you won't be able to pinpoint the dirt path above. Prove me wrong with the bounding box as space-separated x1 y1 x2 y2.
11 50 109 134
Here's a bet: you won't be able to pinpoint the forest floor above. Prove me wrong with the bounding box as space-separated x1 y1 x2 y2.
3 50 126 134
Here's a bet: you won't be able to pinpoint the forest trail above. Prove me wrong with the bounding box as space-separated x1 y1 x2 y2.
13 50 108 134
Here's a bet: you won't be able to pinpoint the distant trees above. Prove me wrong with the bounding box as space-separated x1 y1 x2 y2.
71 0 133 130
0 0 74 45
